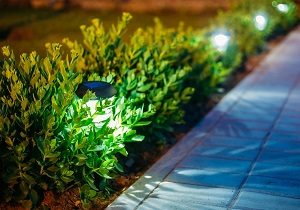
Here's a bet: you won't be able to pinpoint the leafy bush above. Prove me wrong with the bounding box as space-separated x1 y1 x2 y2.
64 14 194 141
270 0 298 32
214 11 266 56
232 0 298 37
0 0 298 208
0 44 153 208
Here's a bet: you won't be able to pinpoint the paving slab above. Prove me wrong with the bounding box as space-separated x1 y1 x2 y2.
264 139 300 153
258 150 300 166
279 110 300 119
216 119 272 131
107 26 300 210
222 109 278 122
137 198 226 210
233 191 300 210
202 135 263 148
243 175 300 198
268 131 300 142
178 156 251 173
166 168 244 188
277 116 300 125
251 162 300 181
211 127 268 139
142 182 235 207
190 144 259 161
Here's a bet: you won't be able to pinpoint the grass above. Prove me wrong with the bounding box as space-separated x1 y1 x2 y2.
0 7 218 57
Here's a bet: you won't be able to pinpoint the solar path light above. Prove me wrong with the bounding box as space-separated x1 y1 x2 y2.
254 13 268 31
276 3 289 13
211 30 231 52
76 81 117 125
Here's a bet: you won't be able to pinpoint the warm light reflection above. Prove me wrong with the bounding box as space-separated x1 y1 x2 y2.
254 14 268 31
211 32 231 52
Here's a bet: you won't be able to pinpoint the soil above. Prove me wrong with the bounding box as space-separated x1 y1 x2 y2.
0 35 285 210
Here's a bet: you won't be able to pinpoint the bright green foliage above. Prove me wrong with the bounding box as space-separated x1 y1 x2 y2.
64 14 194 140
0 44 153 208
191 37 237 99
0 44 82 207
121 19 195 136
0 0 298 208
176 28 241 100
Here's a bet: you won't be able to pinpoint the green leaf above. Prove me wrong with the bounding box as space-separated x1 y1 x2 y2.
115 163 124 172
5 137 13 147
79 118 93 126
76 154 88 161
88 145 105 152
133 121 152 127
88 189 97 198
22 173 36 185
84 174 98 191
30 189 39 207
19 181 29 198
47 165 59 173
61 176 73 183
137 84 152 92
2 46 10 57
131 135 145 142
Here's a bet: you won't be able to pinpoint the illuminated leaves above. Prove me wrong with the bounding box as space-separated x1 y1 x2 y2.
0 1 297 207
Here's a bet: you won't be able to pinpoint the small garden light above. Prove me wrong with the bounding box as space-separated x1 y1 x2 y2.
76 81 117 125
211 31 231 52
76 81 117 99
276 3 289 13
254 13 268 31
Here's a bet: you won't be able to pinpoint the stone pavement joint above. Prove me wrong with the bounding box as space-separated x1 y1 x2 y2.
106 25 300 210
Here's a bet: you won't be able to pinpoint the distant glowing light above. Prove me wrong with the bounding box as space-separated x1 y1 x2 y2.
211 31 231 52
277 4 289 13
254 14 268 31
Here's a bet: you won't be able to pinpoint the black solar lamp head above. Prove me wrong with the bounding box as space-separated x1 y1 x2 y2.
76 81 117 99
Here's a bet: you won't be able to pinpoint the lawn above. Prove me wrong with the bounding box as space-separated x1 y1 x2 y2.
0 7 217 57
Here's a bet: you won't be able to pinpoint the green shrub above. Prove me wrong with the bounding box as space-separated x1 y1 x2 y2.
179 27 242 101
214 11 266 56
0 44 153 208
0 0 298 208
270 0 298 32
232 0 298 37
64 14 194 141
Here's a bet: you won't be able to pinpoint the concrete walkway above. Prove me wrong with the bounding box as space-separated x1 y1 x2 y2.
107 26 300 210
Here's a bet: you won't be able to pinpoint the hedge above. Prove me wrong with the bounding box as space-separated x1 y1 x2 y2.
0 0 298 208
